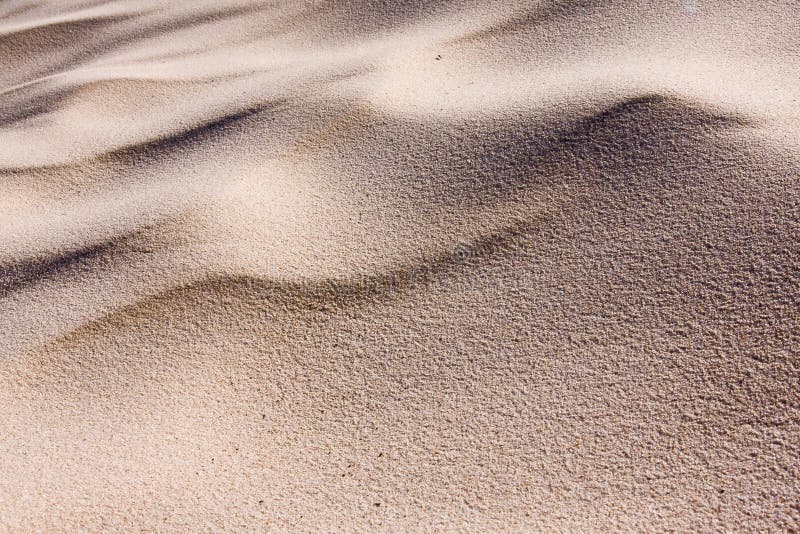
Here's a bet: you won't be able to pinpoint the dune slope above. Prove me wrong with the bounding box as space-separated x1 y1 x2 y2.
1 0 798 531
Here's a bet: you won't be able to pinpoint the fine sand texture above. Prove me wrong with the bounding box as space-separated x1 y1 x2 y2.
1 0 799 531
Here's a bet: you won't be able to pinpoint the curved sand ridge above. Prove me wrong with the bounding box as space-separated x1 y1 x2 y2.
1 1 798 531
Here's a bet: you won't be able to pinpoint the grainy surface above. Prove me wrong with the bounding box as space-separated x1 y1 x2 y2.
0 1 799 532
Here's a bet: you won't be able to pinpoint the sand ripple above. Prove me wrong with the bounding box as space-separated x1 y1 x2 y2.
1 1 798 531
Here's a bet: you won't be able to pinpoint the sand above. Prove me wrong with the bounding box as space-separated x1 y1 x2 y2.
0 0 798 531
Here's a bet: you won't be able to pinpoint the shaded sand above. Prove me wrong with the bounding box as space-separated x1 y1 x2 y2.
1 0 799 531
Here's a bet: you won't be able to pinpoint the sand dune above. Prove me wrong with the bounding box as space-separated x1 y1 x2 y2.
1 0 798 531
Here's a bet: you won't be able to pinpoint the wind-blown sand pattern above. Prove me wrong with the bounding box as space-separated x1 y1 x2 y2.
1 0 799 531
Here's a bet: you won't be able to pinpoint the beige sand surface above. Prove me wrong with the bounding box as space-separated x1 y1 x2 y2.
1 0 798 531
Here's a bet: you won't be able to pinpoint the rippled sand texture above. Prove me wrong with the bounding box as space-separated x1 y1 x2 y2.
1 0 799 531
